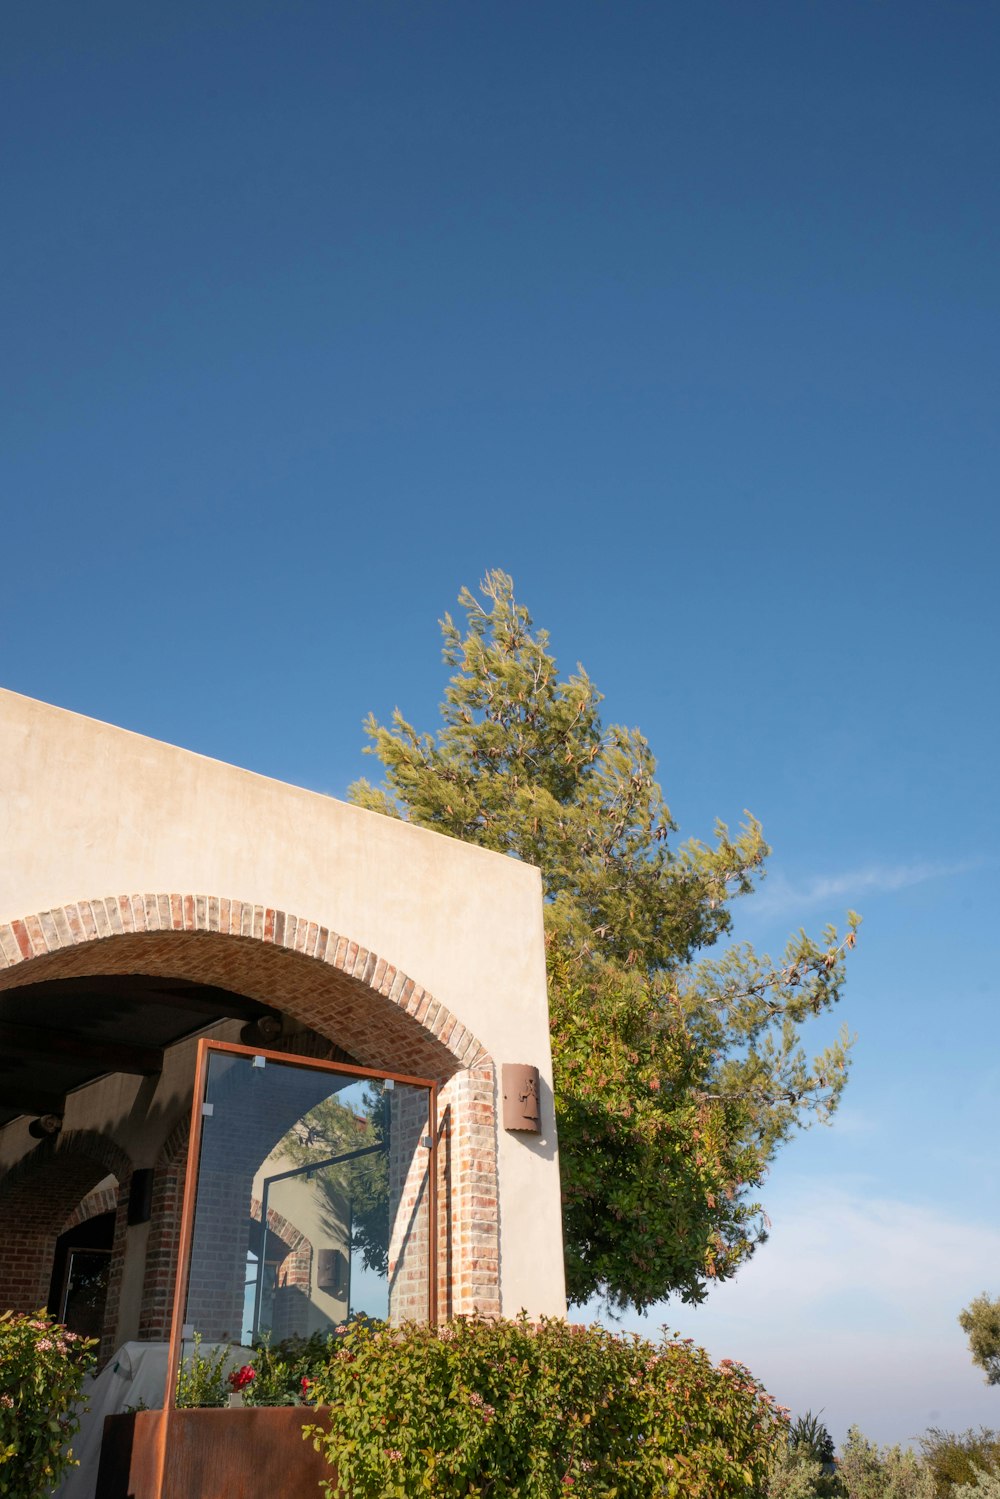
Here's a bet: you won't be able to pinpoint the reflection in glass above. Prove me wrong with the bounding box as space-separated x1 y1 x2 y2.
179 1051 432 1358
62 1249 112 1340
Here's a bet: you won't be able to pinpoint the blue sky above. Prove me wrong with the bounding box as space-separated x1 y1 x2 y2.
2 0 999 1447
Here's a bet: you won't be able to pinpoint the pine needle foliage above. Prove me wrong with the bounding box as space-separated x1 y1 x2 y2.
350 571 859 1312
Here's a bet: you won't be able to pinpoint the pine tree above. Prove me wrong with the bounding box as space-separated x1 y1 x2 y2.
350 571 858 1311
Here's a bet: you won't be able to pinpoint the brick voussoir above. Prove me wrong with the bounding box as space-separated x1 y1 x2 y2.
0 925 24 966
37 909 60 950
63 904 86 944
51 906 75 947
91 901 113 939
403 985 426 1019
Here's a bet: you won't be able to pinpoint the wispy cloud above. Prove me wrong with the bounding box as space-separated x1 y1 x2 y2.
747 857 985 921
595 1182 1000 1446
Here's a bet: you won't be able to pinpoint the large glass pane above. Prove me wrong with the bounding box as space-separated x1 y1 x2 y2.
178 1049 432 1361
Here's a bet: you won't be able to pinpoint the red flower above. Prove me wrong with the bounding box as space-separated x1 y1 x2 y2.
228 1365 255 1391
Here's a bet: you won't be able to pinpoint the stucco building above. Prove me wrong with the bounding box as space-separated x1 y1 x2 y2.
0 688 565 1374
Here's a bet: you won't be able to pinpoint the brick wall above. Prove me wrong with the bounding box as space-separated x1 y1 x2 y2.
0 1129 132 1361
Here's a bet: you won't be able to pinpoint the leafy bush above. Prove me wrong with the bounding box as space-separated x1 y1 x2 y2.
837 1426 935 1499
950 1473 1000 1498
304 1314 787 1498
0 1309 96 1499
173 1330 335 1408
768 1441 827 1499
245 1331 336 1407
781 1412 840 1497
174 1333 231 1408
919 1429 1000 1497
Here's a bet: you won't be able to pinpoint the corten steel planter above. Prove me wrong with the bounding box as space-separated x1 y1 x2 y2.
96 1407 333 1499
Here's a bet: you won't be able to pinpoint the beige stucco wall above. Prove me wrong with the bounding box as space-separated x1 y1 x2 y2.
0 688 565 1318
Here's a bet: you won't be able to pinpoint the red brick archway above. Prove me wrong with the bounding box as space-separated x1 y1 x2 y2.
0 1129 132 1359
0 894 487 1076
0 895 501 1326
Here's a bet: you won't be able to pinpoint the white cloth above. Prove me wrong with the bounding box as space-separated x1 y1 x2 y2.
53 1341 251 1499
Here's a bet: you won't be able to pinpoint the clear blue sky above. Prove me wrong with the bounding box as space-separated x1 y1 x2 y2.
3 0 998 1448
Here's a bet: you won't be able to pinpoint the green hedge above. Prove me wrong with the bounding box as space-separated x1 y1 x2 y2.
305 1315 786 1498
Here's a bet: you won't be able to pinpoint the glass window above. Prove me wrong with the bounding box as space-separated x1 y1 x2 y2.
176 1046 434 1364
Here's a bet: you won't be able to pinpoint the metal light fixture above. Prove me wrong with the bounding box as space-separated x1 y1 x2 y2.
239 1014 282 1048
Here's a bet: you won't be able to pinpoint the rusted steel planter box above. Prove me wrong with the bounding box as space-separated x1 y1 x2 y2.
97 1407 333 1499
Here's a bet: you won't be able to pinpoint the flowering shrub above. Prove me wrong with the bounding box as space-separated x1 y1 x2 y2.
304 1315 787 1498
173 1330 335 1408
228 1364 256 1394
0 1309 96 1499
245 1331 336 1407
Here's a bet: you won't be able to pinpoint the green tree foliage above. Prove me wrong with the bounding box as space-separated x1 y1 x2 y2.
279 1085 391 1278
960 1297 1000 1386
350 571 858 1311
919 1427 1000 1496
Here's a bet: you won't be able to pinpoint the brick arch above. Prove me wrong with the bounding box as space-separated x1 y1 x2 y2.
249 1198 309 1256
0 896 502 1322
0 895 488 1078
0 1129 133 1353
61 1183 119 1233
0 1127 132 1214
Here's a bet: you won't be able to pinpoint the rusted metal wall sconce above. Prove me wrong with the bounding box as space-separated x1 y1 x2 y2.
502 1064 541 1132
